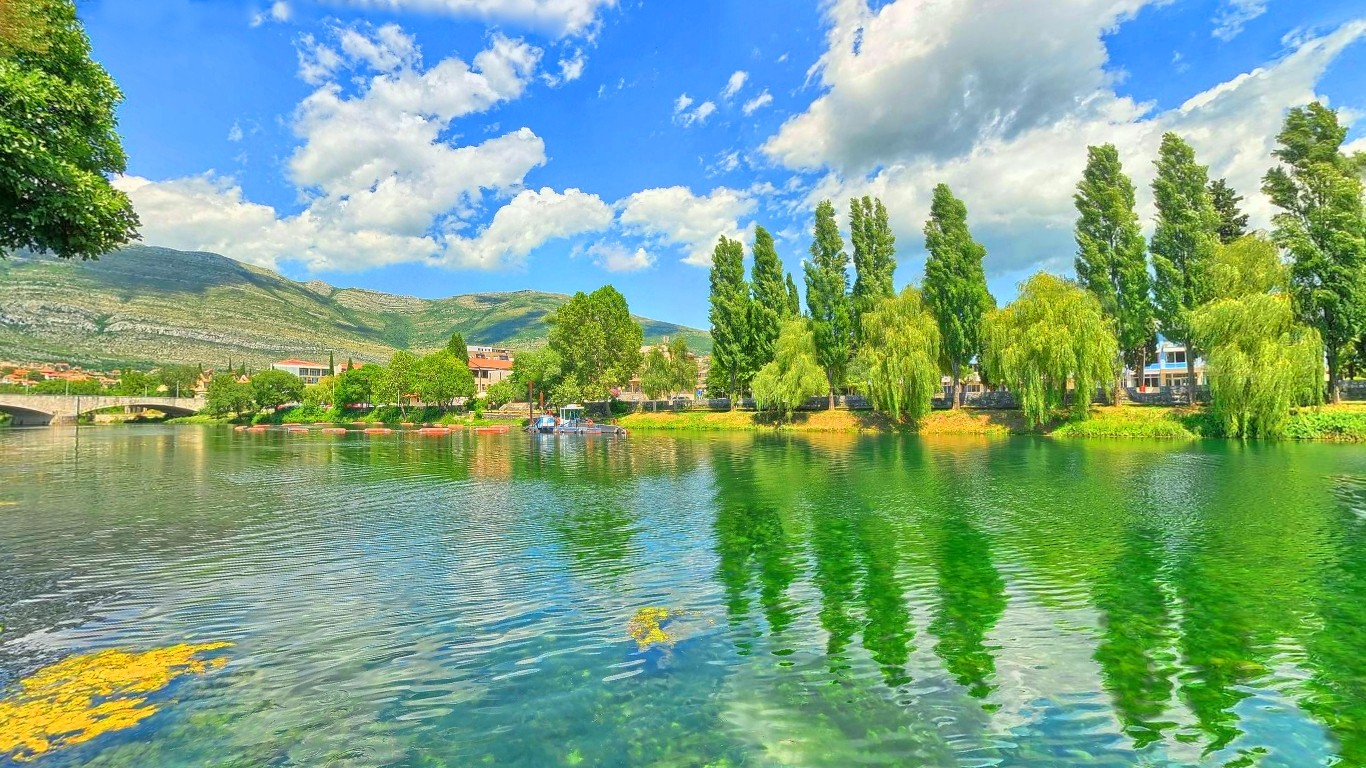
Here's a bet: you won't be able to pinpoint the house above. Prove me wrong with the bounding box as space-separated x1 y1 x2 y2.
272 358 329 385
468 354 513 395
1134 339 1206 389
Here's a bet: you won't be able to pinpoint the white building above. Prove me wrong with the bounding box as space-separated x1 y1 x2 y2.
272 358 328 385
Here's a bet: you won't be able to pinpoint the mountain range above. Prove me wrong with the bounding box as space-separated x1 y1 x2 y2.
0 246 710 369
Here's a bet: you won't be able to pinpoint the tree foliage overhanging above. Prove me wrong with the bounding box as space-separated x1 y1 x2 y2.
752 319 828 416
857 287 941 422
0 0 140 260
546 284 643 403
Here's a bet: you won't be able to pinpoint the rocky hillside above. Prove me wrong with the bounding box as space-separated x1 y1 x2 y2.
0 246 710 368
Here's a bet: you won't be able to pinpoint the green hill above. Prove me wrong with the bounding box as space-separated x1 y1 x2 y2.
0 246 711 369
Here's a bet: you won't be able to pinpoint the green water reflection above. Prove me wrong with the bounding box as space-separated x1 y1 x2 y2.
0 427 1363 766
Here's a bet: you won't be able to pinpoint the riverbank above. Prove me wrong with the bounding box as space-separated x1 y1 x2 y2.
165 404 525 429
617 404 1366 441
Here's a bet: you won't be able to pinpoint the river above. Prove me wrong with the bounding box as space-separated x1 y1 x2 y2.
1 426 1363 766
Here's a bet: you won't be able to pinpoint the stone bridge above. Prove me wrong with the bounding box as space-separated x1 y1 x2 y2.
0 394 205 426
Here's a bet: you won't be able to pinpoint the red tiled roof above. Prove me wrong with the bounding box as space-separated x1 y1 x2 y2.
274 359 326 368
469 356 513 371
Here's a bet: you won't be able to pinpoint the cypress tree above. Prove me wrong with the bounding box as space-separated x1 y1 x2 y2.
708 236 751 404
804 199 853 409
1209 178 1249 245
1151 132 1219 402
327 351 335 376
447 332 467 357
1074 143 1153 399
851 196 897 341
1263 102 1366 404
785 273 801 317
922 183 993 409
749 225 787 371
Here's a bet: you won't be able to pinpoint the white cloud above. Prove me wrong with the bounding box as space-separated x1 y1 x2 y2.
122 22 610 274
333 0 616 37
442 187 614 269
227 122 244 142
542 48 586 86
618 186 754 266
251 1 291 26
587 242 654 272
721 70 748 100
673 93 694 113
1213 0 1268 42
766 0 1366 283
672 93 715 126
742 89 773 115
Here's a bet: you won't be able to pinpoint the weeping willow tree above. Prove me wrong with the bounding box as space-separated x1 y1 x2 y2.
752 319 828 417
1191 235 1323 438
983 273 1118 427
856 287 942 422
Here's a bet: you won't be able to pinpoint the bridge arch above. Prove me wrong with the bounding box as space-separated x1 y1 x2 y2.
0 404 56 426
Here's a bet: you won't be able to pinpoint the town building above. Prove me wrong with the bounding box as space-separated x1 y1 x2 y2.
467 346 514 395
272 359 329 385
1134 339 1207 389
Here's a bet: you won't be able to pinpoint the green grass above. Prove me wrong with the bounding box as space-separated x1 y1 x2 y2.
1049 406 1201 439
1283 408 1366 441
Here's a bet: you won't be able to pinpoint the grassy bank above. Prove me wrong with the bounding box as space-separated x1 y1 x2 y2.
618 404 1366 441
165 405 526 428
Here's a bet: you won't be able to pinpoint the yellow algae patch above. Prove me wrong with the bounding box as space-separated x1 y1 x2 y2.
0 642 232 762
627 607 673 651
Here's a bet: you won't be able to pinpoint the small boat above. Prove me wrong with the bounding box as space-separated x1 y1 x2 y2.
526 405 627 436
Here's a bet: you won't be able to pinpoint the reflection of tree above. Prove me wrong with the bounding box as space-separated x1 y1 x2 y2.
711 445 801 652
854 508 913 687
928 508 1005 705
1091 526 1177 748
1302 495 1366 766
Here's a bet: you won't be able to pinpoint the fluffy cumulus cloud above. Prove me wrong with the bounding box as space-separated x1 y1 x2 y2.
333 0 616 37
741 89 772 115
122 22 614 272
618 186 755 266
766 0 1366 282
586 242 654 272
251 1 291 26
721 70 747 100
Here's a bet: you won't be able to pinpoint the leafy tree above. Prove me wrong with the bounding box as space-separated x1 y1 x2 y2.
1073 143 1154 396
156 364 200 397
334 363 382 407
667 335 699 395
749 225 787 371
0 0 139 261
640 346 674 401
249 368 303 411
446 332 467 357
1263 102 1366 404
983 273 1118 427
785 273 801 317
377 350 419 415
1209 178 1249 245
857 287 942 422
204 374 253 417
923 183 994 408
708 236 751 403
1151 132 1219 401
1192 235 1323 437
850 196 897 340
415 350 474 408
302 376 335 410
116 368 154 396
752 319 828 417
546 285 643 402
512 347 563 405
327 352 335 377
805 199 854 408
484 378 519 409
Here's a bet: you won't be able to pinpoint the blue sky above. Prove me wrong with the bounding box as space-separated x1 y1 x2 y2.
82 0 1366 329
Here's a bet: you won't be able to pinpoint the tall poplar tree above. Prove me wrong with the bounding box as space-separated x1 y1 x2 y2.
851 196 897 341
922 183 993 408
1263 102 1366 404
1150 132 1219 401
1208 178 1249 245
749 225 787 371
785 273 802 317
804 199 853 408
708 236 751 403
1074 143 1153 399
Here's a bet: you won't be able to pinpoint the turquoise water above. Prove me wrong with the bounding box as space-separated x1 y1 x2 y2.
1 426 1364 766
